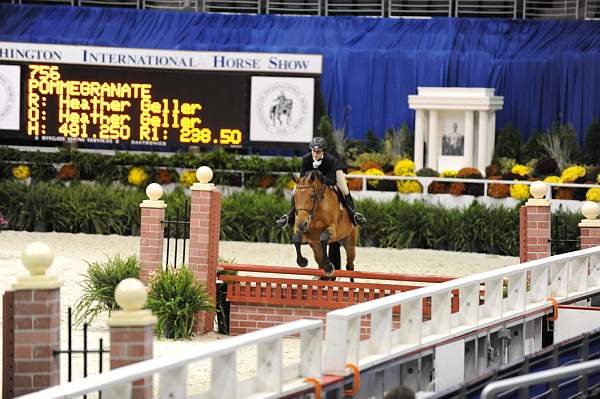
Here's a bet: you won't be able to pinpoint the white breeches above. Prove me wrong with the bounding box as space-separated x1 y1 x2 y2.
336 170 349 196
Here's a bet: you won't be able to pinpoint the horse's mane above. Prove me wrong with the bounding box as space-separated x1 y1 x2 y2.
300 170 325 184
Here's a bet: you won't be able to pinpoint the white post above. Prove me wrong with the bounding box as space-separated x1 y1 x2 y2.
414 109 427 170
428 110 439 170
477 110 489 172
487 111 496 163
464 110 475 167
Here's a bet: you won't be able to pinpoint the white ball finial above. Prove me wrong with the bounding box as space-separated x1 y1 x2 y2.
582 201 600 220
22 242 53 276
114 278 147 311
196 166 213 184
530 181 547 199
146 183 163 201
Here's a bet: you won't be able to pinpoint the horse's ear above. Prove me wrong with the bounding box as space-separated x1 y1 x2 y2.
310 172 316 182
290 172 299 183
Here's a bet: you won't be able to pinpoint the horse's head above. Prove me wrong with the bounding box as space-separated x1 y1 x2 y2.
293 171 325 233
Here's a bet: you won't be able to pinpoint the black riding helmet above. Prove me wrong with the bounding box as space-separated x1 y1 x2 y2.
309 136 327 151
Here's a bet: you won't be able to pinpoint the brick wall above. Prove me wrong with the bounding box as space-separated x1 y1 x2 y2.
139 207 165 283
581 227 600 249
230 303 400 339
13 288 60 397
523 205 551 261
110 325 154 399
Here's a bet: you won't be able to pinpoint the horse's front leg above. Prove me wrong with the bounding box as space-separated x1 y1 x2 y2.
294 231 308 267
319 230 335 276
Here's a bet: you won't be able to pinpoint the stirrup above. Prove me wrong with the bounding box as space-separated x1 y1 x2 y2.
354 212 366 225
275 214 289 228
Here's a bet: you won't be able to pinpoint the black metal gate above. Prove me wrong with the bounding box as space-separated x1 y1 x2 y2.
549 205 581 255
162 201 190 269
53 307 107 398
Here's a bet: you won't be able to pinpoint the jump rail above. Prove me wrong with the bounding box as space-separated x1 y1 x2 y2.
323 246 600 375
17 319 323 399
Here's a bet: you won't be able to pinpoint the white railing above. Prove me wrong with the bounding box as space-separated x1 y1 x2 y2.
480 358 600 398
323 246 600 375
19 319 322 399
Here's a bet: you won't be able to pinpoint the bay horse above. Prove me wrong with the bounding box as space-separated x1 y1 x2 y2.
292 170 358 277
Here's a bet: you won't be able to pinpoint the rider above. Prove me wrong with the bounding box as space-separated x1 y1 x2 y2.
276 136 367 228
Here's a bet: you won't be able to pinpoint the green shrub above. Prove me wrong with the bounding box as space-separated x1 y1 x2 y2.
73 255 140 326
147 266 214 340
585 119 600 164
494 123 522 161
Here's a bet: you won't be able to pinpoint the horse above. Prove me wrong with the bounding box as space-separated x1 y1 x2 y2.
292 170 358 278
270 94 293 126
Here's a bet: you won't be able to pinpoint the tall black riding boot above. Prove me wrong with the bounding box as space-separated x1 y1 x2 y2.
344 194 366 225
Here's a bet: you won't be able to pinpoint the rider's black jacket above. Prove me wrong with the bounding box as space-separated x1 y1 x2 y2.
300 153 341 186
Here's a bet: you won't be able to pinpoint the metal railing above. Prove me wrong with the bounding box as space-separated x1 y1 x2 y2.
18 319 323 399
10 0 594 19
322 246 600 375
524 0 580 19
456 0 517 18
480 358 600 399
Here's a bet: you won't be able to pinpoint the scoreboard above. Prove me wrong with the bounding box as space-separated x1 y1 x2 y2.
22 64 246 150
0 42 323 151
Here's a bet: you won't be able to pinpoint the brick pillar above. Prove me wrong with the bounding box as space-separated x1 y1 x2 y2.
139 183 167 284
580 201 600 249
110 278 156 399
9 242 61 397
188 166 220 334
520 181 551 262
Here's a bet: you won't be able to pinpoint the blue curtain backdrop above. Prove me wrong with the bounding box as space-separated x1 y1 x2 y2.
2 4 600 143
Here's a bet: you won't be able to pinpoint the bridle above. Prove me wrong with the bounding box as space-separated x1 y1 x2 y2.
295 174 326 223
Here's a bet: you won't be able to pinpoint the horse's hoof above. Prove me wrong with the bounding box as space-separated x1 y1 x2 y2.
297 257 308 267
324 262 335 276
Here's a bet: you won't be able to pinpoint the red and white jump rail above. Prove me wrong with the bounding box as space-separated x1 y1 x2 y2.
323 245 600 392
17 319 323 399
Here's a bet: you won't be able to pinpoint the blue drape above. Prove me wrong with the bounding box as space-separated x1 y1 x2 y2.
2 4 600 143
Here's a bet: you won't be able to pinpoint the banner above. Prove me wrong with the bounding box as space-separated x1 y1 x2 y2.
0 42 323 74
0 64 20 131
250 76 314 144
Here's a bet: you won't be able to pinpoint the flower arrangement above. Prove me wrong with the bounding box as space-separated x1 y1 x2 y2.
555 188 575 200
457 167 483 196
57 164 77 181
347 170 364 191
457 167 483 179
397 176 422 194
364 168 385 189
511 164 530 178
449 182 466 196
440 170 458 178
155 169 174 184
597 174 600 185
180 170 198 187
286 179 296 190
487 176 509 199
485 164 501 178
587 188 600 202
393 159 415 176
12 164 30 180
428 181 448 194
560 165 586 183
360 161 383 172
535 158 558 176
543 176 560 183
128 167 149 186
257 175 274 188
510 184 530 201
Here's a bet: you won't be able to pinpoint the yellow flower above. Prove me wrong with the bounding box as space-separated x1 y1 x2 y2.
587 188 600 202
396 172 422 193
560 165 586 183
543 176 560 183
12 164 30 180
440 170 458 178
393 159 415 176
286 179 296 190
510 184 530 201
127 167 149 186
511 164 530 177
180 170 198 187
364 168 385 188
597 174 600 185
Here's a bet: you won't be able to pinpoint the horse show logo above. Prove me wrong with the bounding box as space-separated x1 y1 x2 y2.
0 71 16 122
257 83 307 136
